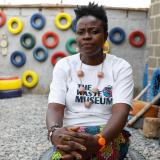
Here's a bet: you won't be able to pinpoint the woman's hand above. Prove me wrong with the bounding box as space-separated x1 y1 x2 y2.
51 126 87 159
52 127 100 159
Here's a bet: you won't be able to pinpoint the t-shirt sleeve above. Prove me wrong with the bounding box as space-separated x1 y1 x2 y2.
112 60 134 107
48 60 68 105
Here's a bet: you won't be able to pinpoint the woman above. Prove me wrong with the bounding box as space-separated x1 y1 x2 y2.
46 2 134 160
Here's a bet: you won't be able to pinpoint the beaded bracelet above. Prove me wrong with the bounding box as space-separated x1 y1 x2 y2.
48 124 60 142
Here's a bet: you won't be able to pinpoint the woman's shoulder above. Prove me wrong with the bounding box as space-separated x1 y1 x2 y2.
106 54 131 67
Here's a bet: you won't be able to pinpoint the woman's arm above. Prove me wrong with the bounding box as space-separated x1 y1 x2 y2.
46 103 87 160
66 103 130 157
46 103 64 130
101 103 130 143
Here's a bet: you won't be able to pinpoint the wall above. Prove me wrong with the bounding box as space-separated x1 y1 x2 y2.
148 0 160 79
0 5 149 94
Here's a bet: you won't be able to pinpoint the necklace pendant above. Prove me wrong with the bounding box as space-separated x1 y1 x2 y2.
92 87 99 94
79 85 85 95
97 71 104 78
77 70 84 78
84 101 92 108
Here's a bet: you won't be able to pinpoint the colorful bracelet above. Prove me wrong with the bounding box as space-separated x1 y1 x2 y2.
96 134 106 151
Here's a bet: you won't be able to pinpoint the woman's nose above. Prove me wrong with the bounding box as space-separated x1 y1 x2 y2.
83 32 92 39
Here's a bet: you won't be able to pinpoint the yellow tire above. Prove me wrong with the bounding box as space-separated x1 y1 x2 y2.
22 70 38 88
55 12 72 30
103 41 110 54
0 79 22 90
7 17 23 34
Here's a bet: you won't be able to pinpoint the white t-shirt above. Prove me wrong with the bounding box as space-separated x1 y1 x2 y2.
48 53 134 126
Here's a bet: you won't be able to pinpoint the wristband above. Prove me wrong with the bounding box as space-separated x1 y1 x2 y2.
96 134 106 151
48 124 60 142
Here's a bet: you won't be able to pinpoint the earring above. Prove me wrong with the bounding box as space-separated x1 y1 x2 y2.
76 47 80 53
103 41 110 54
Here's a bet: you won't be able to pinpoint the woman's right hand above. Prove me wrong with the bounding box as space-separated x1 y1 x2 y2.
51 126 88 160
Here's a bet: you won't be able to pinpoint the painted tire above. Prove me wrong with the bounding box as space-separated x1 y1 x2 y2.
22 70 39 88
150 68 160 101
51 52 66 65
0 76 19 80
10 51 26 67
7 17 23 34
33 46 48 62
0 89 22 99
109 27 126 44
20 33 36 49
30 13 46 30
0 79 22 90
129 31 145 47
42 31 59 49
66 38 77 55
71 19 77 33
55 12 72 30
0 11 6 27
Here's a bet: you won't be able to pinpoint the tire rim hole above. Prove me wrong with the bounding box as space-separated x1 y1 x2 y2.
12 22 18 29
37 50 45 58
34 18 41 26
46 36 54 45
24 38 32 45
15 56 22 63
134 36 141 42
26 76 33 83
60 18 67 25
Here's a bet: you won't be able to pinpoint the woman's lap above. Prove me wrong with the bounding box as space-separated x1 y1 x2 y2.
50 125 131 160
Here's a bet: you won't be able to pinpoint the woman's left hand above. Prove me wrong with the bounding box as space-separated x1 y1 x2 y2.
57 127 100 159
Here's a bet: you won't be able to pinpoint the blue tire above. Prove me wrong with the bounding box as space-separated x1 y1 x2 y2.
109 27 126 45
0 89 22 99
10 51 26 67
150 67 160 102
71 19 76 33
33 46 48 62
30 13 46 30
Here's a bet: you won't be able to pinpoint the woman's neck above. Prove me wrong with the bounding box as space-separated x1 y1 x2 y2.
80 52 105 66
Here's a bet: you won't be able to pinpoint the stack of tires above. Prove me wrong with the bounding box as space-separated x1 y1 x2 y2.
0 76 22 99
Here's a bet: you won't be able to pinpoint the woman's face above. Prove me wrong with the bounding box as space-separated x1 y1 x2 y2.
76 15 106 57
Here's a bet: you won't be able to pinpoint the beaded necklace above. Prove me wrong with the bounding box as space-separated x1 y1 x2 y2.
77 54 105 108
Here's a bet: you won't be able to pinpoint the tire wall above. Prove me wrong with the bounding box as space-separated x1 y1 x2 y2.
0 6 149 94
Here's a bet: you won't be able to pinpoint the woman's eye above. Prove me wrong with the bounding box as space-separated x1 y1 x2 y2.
77 31 84 35
91 30 100 34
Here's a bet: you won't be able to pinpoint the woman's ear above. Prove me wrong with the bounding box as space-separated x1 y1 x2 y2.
104 32 108 41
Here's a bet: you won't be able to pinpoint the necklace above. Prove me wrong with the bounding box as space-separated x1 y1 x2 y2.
77 55 105 108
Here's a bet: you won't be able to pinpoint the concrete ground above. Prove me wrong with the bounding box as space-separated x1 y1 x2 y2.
0 95 159 160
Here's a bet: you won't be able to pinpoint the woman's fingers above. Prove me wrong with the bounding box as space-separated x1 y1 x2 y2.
71 151 82 160
64 141 86 151
61 154 75 160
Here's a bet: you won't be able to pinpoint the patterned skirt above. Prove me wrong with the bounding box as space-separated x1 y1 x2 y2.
51 125 131 160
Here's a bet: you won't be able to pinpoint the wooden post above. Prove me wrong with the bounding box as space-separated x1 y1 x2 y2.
143 118 160 138
134 83 150 101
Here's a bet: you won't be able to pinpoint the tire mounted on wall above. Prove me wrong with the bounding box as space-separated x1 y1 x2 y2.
30 13 46 30
109 27 126 45
10 51 26 67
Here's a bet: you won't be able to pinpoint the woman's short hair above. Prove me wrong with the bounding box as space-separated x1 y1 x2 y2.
74 2 108 34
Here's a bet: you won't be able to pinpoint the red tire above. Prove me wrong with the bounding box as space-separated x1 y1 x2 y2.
129 31 145 47
51 52 66 65
0 11 6 27
42 31 59 49
0 76 19 80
